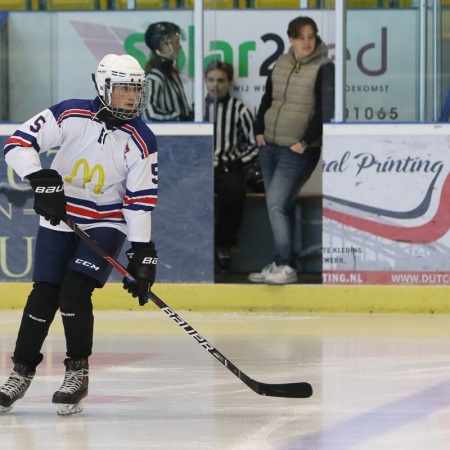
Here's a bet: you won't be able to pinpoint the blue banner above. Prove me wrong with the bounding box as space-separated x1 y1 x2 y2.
0 130 214 283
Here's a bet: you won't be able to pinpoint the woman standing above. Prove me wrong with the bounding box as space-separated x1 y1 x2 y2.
249 16 335 285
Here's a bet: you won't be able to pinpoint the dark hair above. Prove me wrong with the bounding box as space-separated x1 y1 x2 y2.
204 60 234 82
287 16 319 39
144 22 181 76
145 22 180 53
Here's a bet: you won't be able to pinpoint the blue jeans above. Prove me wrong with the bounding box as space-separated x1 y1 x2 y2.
259 143 320 267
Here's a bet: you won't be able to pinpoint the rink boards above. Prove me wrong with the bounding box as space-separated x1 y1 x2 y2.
1 282 449 314
0 123 215 284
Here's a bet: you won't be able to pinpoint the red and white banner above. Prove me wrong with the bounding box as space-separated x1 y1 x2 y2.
323 124 450 285
323 271 450 285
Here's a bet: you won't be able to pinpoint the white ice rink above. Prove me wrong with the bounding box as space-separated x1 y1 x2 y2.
1 310 450 449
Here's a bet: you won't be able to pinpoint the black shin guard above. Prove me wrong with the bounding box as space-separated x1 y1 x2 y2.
59 270 97 359
14 282 60 369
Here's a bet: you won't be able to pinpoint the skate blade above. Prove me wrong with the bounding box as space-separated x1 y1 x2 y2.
56 400 84 416
0 405 13 414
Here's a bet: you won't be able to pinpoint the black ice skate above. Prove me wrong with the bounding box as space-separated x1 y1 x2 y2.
52 357 89 416
0 358 35 413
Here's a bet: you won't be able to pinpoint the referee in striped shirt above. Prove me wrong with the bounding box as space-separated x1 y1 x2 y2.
142 22 193 122
204 60 258 271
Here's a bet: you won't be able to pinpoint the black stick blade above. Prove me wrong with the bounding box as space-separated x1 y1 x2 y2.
257 382 313 398
245 375 313 398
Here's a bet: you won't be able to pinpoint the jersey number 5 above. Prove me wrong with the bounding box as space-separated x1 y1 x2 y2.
29 116 46 133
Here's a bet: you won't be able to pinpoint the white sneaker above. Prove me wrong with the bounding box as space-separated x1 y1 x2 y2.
264 265 298 285
248 263 277 283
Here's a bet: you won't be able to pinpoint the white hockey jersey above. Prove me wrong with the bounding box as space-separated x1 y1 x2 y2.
4 98 158 243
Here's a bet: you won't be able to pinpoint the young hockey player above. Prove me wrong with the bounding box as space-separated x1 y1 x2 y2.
0 54 158 415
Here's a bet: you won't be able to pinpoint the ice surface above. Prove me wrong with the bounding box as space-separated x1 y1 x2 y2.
1 311 450 449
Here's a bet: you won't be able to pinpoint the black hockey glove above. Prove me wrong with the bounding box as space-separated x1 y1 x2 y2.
122 241 158 306
26 169 67 226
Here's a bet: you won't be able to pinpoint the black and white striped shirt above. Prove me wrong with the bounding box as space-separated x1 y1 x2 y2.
143 60 191 122
205 94 258 167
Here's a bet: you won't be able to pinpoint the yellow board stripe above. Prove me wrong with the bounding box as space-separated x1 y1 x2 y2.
0 282 447 313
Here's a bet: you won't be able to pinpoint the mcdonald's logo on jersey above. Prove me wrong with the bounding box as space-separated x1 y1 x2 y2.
65 159 105 195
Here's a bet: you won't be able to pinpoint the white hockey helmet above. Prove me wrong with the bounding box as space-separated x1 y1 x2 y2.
94 54 149 120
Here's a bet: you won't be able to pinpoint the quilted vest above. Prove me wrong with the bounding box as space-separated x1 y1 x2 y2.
264 42 330 147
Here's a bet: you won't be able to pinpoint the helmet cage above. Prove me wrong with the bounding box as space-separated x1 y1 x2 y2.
95 54 149 120
102 79 149 121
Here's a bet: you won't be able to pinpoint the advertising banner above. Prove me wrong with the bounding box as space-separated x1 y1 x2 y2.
8 9 417 122
323 124 450 285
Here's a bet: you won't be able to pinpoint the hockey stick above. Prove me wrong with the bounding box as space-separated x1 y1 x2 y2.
63 217 313 399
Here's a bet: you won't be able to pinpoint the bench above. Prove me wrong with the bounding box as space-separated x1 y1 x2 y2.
220 191 323 274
